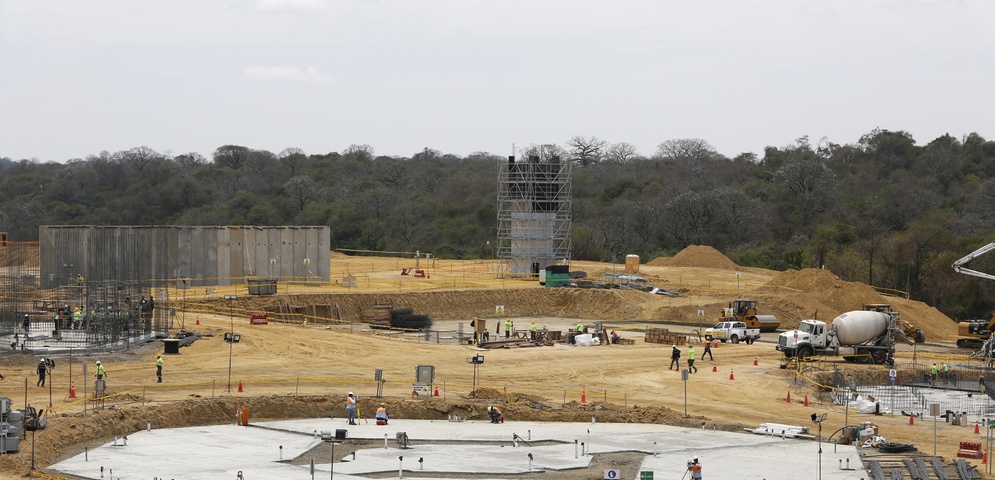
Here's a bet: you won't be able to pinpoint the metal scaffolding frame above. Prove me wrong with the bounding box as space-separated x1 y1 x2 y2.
495 151 572 277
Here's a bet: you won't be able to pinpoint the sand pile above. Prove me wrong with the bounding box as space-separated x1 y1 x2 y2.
654 245 738 269
753 268 956 341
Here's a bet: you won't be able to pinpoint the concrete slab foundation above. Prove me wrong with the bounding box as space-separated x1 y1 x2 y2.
51 419 867 480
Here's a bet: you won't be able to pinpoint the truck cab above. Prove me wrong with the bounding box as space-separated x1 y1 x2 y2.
776 319 829 359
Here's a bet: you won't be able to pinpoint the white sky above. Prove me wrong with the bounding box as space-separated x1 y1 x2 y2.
1 0 993 162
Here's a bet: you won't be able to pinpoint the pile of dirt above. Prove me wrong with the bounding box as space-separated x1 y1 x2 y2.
644 256 670 266
206 288 656 324
655 245 738 269
753 268 956 341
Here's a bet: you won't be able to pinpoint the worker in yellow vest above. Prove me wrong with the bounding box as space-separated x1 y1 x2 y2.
530 321 537 341
505 318 512 338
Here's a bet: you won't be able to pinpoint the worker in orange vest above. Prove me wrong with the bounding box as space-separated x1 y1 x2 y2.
487 405 503 423
375 402 389 425
688 457 702 479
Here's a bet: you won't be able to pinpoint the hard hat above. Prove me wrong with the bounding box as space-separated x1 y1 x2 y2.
348 392 353 396
96 361 101 365
693 456 698 461
157 354 161 357
380 402 386 406
487 406 492 412
673 344 676 348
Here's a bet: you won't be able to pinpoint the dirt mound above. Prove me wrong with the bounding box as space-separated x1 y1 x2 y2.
752 268 956 341
218 288 657 323
658 245 738 269
645 256 670 266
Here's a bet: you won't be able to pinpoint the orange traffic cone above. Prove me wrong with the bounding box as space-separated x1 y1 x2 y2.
909 413 914 425
976 421 981 434
729 369 735 380
984 452 988 464
69 381 77 399
713 340 718 348
753 357 758 366
786 391 791 403
433 387 439 397
581 388 588 404
412 389 418 397
712 363 717 372
803 394 809 407
237 381 244 393
196 317 200 325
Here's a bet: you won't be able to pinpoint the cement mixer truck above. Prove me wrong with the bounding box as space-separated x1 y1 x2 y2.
776 307 918 365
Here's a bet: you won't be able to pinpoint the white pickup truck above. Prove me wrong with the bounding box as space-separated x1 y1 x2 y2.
704 321 761 344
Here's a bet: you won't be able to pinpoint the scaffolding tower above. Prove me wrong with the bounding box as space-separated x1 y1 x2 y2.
496 151 572 277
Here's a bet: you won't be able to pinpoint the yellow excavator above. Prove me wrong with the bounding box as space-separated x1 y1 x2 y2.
952 241 995 350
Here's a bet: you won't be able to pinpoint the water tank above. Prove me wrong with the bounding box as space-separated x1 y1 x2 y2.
625 254 640 273
831 311 888 345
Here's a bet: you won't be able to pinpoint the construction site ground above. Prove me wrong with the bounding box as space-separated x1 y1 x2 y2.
0 246 990 479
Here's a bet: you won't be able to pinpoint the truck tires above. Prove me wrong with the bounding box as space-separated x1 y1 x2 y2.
730 335 740 344
797 346 814 360
870 350 888 365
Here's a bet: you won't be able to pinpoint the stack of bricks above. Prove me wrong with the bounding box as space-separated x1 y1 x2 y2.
957 441 983 459
645 327 686 345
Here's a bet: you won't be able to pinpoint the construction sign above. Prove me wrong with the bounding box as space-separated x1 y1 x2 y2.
495 305 505 315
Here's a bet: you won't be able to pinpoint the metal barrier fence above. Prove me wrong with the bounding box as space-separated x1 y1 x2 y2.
42 376 629 418
792 355 995 420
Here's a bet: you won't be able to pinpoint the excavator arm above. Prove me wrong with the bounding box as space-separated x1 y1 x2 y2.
953 241 995 281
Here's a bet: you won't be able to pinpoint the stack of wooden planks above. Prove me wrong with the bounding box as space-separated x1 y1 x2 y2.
360 304 392 326
645 327 686 345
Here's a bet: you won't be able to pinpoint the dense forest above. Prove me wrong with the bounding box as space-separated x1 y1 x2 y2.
3 129 995 321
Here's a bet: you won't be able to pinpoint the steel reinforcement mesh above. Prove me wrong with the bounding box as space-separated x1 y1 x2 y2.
0 241 39 335
827 360 995 418
3 235 171 350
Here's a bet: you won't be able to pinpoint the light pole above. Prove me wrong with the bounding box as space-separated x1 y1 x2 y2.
224 294 237 394
467 355 484 388
811 413 826 480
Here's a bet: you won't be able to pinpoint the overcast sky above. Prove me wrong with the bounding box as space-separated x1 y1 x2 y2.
1 0 993 163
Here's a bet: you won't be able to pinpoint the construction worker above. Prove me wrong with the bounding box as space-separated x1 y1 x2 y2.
688 456 702 479
702 339 714 361
73 307 82 329
530 321 537 341
346 392 357 425
576 321 585 334
95 360 106 380
375 402 389 425
37 358 47 386
941 362 949 384
155 354 163 382
22 314 30 336
930 362 937 385
505 318 512 338
669 345 681 370
487 405 503 423
687 345 697 373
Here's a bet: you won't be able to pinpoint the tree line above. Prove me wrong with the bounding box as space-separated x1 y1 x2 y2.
3 129 995 321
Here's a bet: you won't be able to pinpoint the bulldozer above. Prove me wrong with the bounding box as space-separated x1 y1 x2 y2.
720 299 780 332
